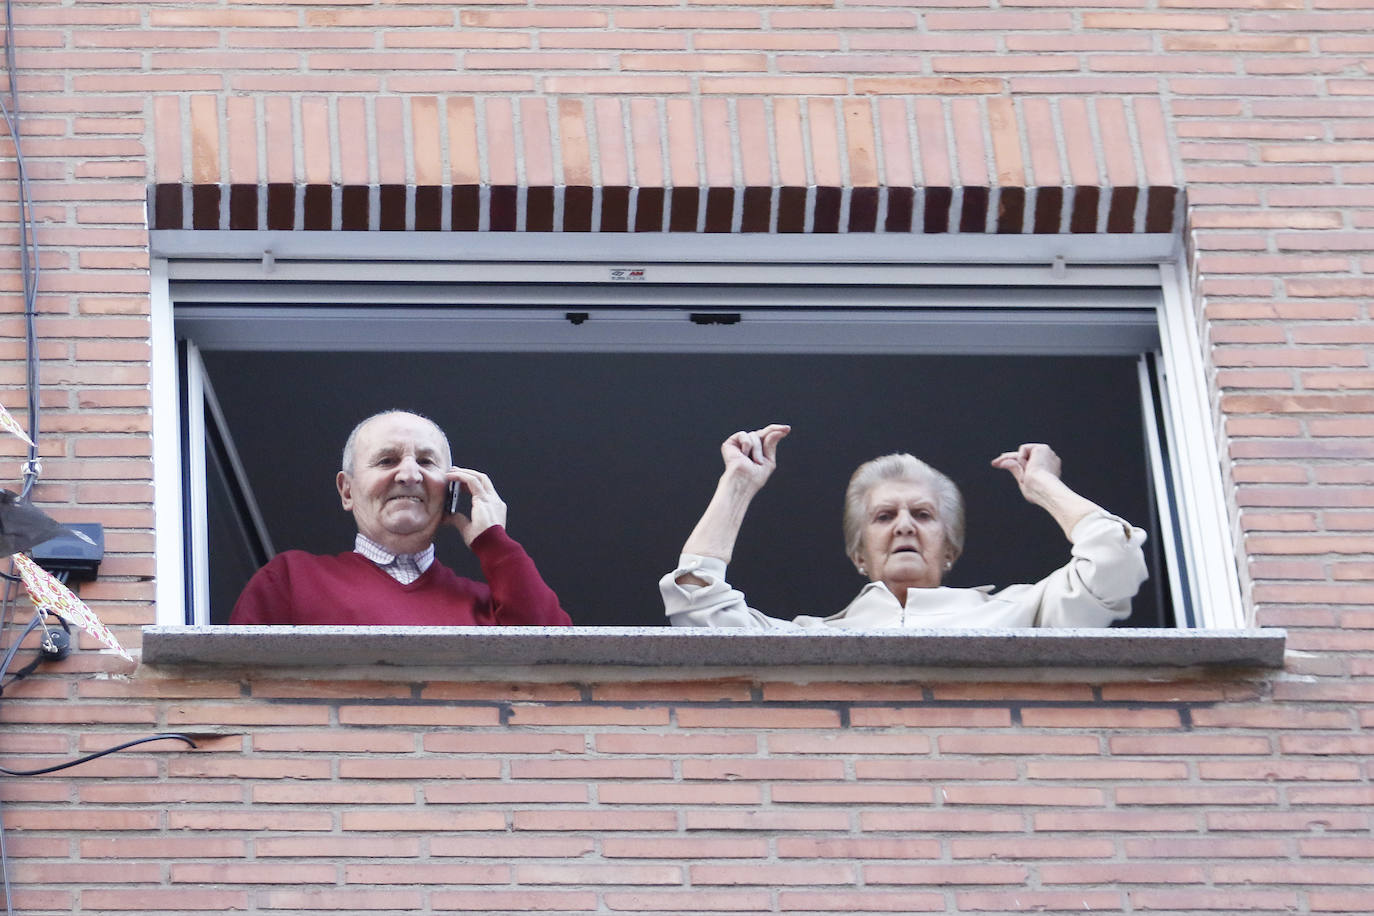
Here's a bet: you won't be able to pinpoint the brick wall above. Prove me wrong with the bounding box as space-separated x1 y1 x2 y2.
10 670 1367 913
2 0 1372 913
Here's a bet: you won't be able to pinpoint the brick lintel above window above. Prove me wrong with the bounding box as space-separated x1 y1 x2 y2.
149 94 1180 236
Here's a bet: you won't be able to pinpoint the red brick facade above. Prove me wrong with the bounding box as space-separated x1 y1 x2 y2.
2 1 1371 913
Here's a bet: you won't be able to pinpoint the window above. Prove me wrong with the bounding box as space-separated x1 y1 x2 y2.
149 234 1243 631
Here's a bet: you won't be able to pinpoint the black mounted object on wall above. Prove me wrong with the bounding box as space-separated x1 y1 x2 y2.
32 523 104 581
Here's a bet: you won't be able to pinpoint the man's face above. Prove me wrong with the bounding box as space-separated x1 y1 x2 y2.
336 413 452 555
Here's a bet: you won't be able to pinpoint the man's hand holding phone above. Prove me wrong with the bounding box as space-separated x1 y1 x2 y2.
444 468 508 547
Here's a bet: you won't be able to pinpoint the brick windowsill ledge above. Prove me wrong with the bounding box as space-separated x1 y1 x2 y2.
141 626 1285 671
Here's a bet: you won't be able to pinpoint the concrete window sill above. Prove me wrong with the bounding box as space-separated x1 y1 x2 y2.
141 626 1286 671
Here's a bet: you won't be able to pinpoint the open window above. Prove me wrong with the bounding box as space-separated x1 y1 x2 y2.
151 246 1242 631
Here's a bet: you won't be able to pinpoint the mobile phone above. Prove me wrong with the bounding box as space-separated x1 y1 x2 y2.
445 480 463 516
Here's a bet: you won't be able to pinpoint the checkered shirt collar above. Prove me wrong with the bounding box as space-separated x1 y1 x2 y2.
354 533 435 584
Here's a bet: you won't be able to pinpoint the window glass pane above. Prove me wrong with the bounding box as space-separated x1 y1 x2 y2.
205 429 270 620
200 351 1166 628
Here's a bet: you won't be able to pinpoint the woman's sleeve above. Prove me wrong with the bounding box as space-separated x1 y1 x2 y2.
660 555 805 630
1029 511 1149 627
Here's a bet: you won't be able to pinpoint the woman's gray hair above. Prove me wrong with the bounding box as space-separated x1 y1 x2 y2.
340 409 450 474
842 453 965 567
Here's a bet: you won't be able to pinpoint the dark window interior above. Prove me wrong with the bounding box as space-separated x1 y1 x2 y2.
198 351 1169 628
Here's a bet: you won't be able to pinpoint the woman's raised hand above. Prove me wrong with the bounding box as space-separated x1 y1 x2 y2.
677 424 791 566
991 443 1061 505
721 424 791 494
992 442 1100 539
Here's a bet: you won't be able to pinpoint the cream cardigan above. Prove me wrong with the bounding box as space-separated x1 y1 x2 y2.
661 511 1148 630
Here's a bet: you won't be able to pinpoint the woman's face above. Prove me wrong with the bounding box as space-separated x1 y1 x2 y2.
854 478 951 601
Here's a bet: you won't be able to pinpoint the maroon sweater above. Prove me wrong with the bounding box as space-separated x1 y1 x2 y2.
229 526 571 626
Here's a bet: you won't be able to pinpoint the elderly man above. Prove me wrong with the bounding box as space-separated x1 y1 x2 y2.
229 410 571 626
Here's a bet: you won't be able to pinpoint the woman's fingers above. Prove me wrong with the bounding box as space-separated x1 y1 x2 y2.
723 425 790 467
760 424 791 458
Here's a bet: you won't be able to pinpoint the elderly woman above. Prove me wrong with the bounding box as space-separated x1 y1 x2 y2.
661 424 1148 629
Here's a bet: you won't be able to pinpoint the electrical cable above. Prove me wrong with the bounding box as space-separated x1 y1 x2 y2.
0 558 15 674
0 595 27 916
1 0 43 762
2 0 42 500
0 613 69 693
0 734 199 777
0 606 199 911
0 612 40 690
0 4 198 910
2 5 48 912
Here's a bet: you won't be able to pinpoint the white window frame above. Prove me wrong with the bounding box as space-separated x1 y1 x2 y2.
149 232 1243 630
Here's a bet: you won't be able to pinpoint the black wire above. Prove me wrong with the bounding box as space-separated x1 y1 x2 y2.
0 611 70 691
0 612 41 692
0 734 199 777
0 611 201 781
2 10 43 914
0 614 198 913
0 559 15 678
1 0 15 112
1 0 40 502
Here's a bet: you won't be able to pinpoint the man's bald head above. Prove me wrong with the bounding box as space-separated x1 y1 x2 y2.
341 410 452 476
